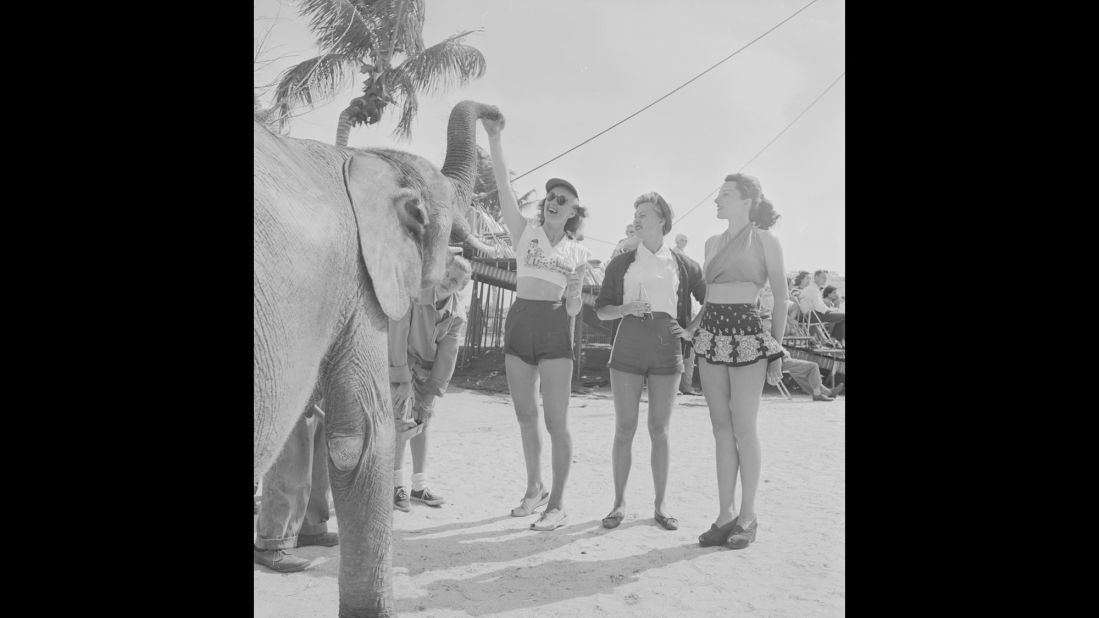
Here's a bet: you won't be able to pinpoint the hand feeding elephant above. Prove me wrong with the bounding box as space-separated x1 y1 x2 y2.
254 100 500 617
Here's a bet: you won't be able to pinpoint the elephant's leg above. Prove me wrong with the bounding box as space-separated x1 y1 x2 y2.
322 308 395 618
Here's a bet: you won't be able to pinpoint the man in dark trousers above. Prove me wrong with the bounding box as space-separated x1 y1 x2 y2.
253 403 339 573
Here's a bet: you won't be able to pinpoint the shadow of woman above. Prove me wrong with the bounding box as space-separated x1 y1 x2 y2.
395 542 711 615
400 514 514 537
292 515 606 581
393 517 608 577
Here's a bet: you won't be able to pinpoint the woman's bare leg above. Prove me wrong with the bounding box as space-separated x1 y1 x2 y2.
609 369 644 515
645 373 679 516
505 354 544 500
538 357 574 511
699 358 738 527
727 360 767 526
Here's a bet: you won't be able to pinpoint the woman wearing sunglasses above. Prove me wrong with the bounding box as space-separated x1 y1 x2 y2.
483 114 592 531
594 193 705 532
689 173 787 550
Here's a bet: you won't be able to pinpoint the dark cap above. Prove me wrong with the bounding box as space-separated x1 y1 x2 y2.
545 178 578 198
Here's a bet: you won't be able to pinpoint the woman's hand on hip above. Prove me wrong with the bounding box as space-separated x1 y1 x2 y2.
670 323 693 341
766 359 783 385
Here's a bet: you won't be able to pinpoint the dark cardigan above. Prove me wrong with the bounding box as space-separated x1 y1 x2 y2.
595 247 706 331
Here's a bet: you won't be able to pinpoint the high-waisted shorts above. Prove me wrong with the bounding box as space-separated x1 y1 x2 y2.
693 303 784 367
504 298 573 366
609 312 684 376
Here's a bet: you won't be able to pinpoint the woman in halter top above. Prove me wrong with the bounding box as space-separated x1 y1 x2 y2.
483 114 591 532
686 173 788 550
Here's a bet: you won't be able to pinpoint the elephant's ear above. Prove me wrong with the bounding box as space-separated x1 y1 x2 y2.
345 154 425 321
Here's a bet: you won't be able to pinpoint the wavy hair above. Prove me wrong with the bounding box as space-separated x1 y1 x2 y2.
633 192 674 235
724 173 780 230
536 196 588 239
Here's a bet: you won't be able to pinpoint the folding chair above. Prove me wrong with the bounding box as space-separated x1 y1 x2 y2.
798 309 842 348
775 375 793 399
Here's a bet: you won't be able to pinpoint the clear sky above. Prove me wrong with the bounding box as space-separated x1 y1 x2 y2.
254 0 845 273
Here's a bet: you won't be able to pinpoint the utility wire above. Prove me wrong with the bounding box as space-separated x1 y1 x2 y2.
509 0 821 184
673 71 845 225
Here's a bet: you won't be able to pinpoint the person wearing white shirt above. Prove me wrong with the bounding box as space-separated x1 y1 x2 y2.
802 270 844 343
595 192 705 533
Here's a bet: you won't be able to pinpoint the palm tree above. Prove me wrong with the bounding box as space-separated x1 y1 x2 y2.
269 0 487 145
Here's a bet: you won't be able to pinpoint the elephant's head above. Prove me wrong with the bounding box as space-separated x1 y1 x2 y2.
344 100 500 321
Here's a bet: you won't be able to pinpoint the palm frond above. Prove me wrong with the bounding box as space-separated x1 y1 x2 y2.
297 0 377 59
397 30 486 96
271 54 357 129
382 70 419 140
296 0 426 62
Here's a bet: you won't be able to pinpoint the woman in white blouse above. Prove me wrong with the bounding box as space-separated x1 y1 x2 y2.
594 192 705 531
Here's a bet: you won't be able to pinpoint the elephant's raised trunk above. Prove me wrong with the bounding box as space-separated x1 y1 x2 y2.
335 107 354 148
441 100 500 244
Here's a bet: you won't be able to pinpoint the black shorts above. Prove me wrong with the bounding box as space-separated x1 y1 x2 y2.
693 303 784 367
504 298 573 366
608 312 684 376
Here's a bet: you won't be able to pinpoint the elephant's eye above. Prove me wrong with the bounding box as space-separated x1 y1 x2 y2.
401 198 428 239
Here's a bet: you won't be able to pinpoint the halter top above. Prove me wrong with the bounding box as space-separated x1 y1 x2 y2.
703 225 767 286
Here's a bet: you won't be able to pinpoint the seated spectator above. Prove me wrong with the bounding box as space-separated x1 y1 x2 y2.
781 351 843 401
789 271 811 324
801 270 845 345
822 285 841 309
760 310 840 400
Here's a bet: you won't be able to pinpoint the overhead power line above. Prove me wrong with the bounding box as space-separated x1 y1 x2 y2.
509 0 822 184
673 70 845 225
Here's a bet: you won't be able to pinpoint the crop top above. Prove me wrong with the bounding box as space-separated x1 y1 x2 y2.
515 222 591 288
703 224 768 286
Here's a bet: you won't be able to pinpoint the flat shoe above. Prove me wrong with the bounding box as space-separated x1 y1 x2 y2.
511 491 550 517
698 517 739 547
654 512 679 531
530 508 568 531
725 518 758 549
602 511 625 529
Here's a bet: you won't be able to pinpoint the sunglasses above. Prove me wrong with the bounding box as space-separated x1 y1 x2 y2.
545 192 572 206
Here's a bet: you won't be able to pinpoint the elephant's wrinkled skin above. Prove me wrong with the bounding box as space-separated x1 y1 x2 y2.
254 101 499 617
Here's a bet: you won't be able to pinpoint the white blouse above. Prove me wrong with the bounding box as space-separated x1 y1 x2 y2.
623 242 678 316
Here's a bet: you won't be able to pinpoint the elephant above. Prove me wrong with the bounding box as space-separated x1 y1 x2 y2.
254 100 500 617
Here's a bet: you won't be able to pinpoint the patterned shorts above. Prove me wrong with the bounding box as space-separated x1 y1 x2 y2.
693 303 784 367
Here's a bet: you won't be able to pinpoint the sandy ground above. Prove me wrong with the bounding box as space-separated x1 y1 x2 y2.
254 386 845 617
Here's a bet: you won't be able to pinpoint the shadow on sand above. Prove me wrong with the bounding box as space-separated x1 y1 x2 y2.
390 516 713 614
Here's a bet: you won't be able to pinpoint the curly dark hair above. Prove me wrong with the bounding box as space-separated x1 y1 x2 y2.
536 196 588 239
724 173 780 230
793 270 811 288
